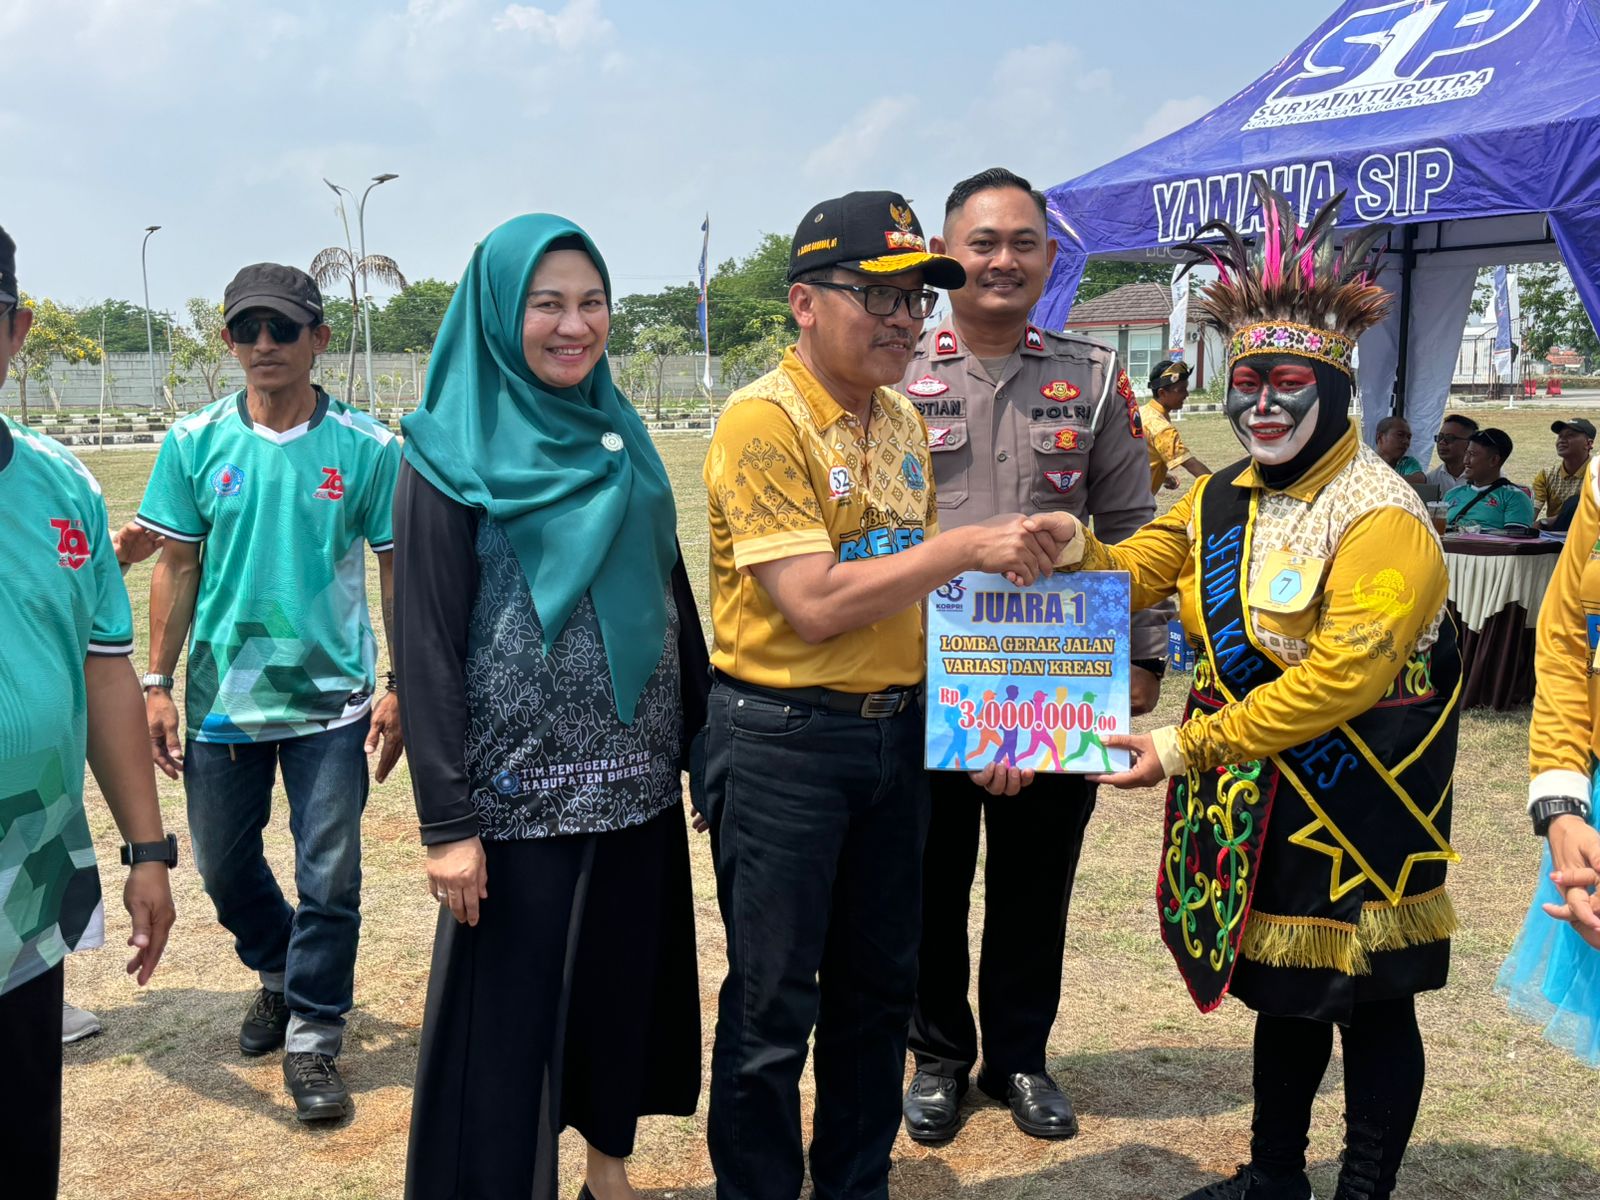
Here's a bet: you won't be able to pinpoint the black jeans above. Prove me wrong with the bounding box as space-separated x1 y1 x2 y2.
909 769 1095 1084
703 678 930 1200
1 961 64 1200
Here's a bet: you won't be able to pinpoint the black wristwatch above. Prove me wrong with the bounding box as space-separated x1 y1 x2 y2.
1132 657 1169 680
1531 796 1592 838
120 833 179 868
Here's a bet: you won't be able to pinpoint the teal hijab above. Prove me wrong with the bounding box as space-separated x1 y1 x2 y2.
402 214 677 725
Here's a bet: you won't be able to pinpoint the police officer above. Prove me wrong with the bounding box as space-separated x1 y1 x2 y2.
900 167 1167 1143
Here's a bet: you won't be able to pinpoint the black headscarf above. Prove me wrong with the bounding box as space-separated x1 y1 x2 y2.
1255 360 1353 491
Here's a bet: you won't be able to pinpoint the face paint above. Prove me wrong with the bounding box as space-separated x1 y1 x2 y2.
1226 354 1321 465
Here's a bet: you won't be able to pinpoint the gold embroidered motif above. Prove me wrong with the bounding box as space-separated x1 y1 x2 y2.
1353 568 1417 618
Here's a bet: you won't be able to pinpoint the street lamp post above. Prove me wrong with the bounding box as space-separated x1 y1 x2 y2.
140 225 162 410
324 173 398 414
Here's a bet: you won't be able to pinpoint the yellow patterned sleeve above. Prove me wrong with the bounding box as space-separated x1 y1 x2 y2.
1529 463 1599 801
1071 489 1195 612
1175 505 1447 772
1152 420 1191 471
705 398 834 572
1532 468 1552 517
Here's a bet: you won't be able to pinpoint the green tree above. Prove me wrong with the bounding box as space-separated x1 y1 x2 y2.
75 298 161 353
632 324 692 419
720 314 791 392
611 284 699 355
372 278 457 352
172 297 232 403
6 293 102 424
1517 262 1600 369
1073 260 1173 306
708 232 794 353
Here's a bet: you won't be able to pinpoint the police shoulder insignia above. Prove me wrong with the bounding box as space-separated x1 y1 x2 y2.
1115 370 1137 403
935 330 958 356
1024 325 1045 352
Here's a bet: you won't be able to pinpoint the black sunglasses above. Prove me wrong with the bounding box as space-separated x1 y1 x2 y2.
228 314 307 345
807 280 939 320
1433 433 1467 445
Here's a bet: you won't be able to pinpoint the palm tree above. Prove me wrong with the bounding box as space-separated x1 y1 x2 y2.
309 247 406 403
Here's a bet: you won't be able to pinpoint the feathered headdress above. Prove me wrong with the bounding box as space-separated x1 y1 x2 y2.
1174 178 1391 376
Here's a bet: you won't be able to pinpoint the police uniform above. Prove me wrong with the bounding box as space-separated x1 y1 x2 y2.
899 318 1164 1098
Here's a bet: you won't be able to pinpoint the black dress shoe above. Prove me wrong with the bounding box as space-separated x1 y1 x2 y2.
239 986 290 1057
980 1071 1078 1139
1177 1164 1313 1199
283 1051 351 1122
902 1070 968 1142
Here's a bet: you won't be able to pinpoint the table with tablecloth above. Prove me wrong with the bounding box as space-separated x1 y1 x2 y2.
1442 532 1563 711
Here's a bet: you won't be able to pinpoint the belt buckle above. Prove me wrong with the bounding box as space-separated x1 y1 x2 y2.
859 691 902 719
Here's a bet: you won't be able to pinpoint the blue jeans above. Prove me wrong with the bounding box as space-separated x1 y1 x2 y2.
184 719 369 1056
702 678 930 1200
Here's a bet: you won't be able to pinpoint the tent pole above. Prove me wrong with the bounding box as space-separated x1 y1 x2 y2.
1391 224 1417 420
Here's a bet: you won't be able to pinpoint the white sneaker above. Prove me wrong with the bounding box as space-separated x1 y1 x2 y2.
61 1001 103 1044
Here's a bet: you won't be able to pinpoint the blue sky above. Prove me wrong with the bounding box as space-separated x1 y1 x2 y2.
3 0 1298 312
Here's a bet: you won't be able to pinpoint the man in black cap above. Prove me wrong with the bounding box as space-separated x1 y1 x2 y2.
134 263 404 1122
1443 427 1536 534
1533 417 1595 528
701 191 1075 1200
1143 358 1213 492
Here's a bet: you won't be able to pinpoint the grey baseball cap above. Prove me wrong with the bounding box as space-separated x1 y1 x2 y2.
223 262 324 325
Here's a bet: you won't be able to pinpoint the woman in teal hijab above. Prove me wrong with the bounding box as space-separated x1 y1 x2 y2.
394 215 706 1200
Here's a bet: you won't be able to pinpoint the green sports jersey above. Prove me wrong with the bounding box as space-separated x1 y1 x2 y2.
136 389 400 743
0 418 134 996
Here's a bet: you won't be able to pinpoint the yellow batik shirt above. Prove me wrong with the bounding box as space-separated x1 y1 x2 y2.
1532 457 1590 522
1140 400 1193 492
1529 457 1600 807
1067 423 1449 774
704 347 939 692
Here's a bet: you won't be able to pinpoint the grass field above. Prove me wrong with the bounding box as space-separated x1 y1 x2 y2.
56 403 1600 1199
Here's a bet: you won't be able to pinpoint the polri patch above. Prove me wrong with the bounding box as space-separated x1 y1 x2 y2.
1052 428 1080 452
1040 379 1080 402
906 374 949 397
927 427 951 449
1043 470 1083 493
935 330 958 356
1025 326 1045 351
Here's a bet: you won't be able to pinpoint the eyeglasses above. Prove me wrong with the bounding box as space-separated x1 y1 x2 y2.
1433 433 1467 445
806 280 939 320
228 314 306 345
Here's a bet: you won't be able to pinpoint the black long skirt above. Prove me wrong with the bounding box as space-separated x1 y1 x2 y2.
404 805 701 1200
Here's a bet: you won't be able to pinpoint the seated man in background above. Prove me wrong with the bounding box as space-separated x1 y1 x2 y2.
1444 428 1536 535
1532 417 1594 529
1375 415 1426 484
1426 413 1477 492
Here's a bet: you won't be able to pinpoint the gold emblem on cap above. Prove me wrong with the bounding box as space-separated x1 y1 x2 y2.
889 203 914 232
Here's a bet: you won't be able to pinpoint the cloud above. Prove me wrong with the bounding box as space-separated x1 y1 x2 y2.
802 97 914 182
494 0 614 48
1126 95 1214 150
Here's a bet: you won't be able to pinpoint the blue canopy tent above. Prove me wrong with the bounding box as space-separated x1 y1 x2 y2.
1035 0 1600 447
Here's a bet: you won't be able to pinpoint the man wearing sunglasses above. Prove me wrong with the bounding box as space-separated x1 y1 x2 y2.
0 225 176 1197
701 190 1076 1200
1424 413 1478 492
133 263 403 1123
897 168 1163 1146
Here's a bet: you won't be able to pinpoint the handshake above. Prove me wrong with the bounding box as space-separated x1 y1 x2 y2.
955 511 1081 586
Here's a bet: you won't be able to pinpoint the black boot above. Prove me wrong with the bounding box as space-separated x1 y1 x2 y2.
1177 1163 1313 1200
1331 1118 1387 1200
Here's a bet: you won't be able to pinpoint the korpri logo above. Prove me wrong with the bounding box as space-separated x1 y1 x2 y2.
1242 0 1541 130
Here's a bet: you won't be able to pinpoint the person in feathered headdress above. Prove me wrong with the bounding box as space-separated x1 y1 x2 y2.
1050 180 1461 1200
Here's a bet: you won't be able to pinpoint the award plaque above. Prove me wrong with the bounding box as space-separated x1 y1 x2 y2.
925 571 1132 774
